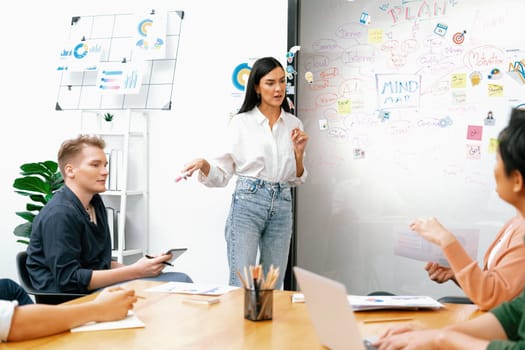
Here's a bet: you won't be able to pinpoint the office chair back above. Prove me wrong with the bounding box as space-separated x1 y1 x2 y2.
367 291 396 296
16 251 87 305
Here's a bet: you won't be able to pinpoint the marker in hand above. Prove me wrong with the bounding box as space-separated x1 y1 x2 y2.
175 171 191 183
145 254 173 267
292 128 301 144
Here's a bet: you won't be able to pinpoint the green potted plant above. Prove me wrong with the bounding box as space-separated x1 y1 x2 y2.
103 112 114 122
101 112 115 131
13 161 64 244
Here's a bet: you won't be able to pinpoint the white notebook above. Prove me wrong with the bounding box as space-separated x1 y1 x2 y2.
71 311 145 333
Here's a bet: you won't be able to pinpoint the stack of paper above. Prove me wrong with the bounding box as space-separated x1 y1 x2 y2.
348 295 443 311
292 293 443 311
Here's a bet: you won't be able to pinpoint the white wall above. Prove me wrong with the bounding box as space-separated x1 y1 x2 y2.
0 1 288 286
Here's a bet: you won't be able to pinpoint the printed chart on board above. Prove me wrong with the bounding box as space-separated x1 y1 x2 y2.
55 9 184 110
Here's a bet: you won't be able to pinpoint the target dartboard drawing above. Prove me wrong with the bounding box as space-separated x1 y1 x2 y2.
452 31 466 45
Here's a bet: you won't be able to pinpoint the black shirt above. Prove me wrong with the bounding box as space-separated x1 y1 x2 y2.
26 186 111 293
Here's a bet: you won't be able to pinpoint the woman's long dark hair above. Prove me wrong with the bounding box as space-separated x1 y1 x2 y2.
237 57 290 114
498 107 525 177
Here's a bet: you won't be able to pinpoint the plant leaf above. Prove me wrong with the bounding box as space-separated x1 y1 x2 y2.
42 160 58 173
29 194 47 205
26 203 43 211
16 211 36 222
13 176 50 194
19 162 54 179
13 192 46 205
14 222 32 238
14 190 34 197
51 172 64 191
13 159 63 244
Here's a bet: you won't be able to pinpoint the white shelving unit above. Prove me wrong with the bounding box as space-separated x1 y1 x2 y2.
80 110 149 264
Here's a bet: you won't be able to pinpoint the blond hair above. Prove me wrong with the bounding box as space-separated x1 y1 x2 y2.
57 134 106 176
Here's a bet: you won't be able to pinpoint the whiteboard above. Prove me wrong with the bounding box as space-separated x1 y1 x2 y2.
295 0 524 298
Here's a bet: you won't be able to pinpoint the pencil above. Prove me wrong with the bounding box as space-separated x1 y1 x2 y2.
236 270 248 289
145 254 174 267
244 266 251 289
363 317 413 324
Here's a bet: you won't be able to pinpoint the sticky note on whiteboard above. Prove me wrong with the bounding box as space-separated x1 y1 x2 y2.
467 125 483 140
488 84 504 97
368 28 383 43
488 138 498 153
337 99 351 114
451 73 467 88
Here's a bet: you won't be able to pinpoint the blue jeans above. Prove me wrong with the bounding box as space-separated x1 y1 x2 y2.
0 279 34 305
106 272 193 291
225 176 293 289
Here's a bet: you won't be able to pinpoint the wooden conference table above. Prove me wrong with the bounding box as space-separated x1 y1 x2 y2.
1 280 484 349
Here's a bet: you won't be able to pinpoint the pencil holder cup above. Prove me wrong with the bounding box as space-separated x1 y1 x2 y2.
244 288 273 321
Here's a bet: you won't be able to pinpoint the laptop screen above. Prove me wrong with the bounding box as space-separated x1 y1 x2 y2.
293 266 377 350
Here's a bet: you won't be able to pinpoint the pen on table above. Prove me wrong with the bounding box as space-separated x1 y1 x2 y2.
145 254 173 267
183 297 220 305
136 295 146 299
363 317 413 324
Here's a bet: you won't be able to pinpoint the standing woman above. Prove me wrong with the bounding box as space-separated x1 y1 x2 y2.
182 57 308 288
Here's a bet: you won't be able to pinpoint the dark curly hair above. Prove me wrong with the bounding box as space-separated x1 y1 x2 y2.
498 108 525 177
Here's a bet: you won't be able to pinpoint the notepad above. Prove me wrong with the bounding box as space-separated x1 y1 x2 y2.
70 311 145 333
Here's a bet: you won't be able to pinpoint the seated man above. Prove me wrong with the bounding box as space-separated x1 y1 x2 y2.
0 279 33 305
0 278 137 342
27 134 191 294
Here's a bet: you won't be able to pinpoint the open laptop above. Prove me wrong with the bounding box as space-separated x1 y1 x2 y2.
293 266 377 350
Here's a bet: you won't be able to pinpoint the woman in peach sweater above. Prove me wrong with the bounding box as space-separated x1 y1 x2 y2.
374 107 525 350
410 109 525 311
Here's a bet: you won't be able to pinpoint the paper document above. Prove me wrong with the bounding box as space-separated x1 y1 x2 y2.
292 293 442 311
71 311 144 333
146 282 239 296
347 295 443 311
393 228 479 266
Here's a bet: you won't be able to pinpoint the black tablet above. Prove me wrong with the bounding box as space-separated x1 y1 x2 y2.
165 248 188 263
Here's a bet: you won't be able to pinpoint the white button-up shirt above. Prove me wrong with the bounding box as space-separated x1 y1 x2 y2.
0 300 17 342
200 107 307 187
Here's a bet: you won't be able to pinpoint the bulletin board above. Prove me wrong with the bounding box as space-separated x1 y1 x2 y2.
294 0 525 298
55 10 184 111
